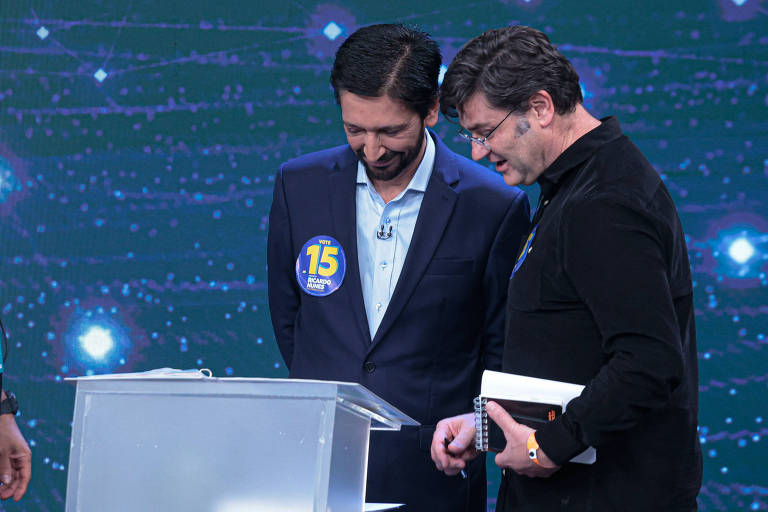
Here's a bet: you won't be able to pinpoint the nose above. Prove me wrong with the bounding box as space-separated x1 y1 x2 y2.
363 133 386 162
471 142 490 161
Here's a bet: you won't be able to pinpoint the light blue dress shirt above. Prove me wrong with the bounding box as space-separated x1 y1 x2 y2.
356 131 436 340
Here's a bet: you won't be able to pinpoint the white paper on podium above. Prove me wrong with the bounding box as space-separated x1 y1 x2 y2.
365 504 404 511
70 367 209 379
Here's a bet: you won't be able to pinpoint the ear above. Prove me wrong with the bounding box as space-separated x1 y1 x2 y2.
424 98 440 127
528 90 555 128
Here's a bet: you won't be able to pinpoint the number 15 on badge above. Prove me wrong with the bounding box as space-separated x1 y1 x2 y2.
295 235 347 297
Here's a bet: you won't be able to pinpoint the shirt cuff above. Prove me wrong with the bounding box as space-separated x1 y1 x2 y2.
535 414 589 466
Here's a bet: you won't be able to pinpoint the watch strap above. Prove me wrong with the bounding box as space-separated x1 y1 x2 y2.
0 391 18 415
527 431 542 466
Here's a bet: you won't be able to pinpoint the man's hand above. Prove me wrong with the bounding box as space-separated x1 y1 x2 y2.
431 413 479 476
486 401 559 478
0 414 31 501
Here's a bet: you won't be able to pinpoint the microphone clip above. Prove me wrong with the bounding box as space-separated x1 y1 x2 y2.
376 224 393 240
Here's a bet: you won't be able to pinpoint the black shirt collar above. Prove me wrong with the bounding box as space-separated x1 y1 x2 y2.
537 116 623 198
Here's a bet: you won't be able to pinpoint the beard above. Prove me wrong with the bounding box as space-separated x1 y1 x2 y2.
356 130 426 182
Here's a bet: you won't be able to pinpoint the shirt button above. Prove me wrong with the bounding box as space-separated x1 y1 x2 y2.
364 361 376 373
543 199 550 206
384 218 391 224
376 302 382 311
527 247 533 253
379 261 388 270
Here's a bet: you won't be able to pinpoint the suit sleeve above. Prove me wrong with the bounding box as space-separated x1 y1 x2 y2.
481 192 531 371
535 198 686 465
267 166 300 369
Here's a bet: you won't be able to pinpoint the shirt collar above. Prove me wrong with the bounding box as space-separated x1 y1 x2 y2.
356 129 435 198
537 116 623 198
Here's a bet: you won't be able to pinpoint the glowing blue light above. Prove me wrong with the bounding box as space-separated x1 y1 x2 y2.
94 68 108 83
579 82 594 100
322 22 343 41
728 237 755 264
438 65 448 85
36 27 49 40
0 158 19 203
732 0 747 5
79 326 115 360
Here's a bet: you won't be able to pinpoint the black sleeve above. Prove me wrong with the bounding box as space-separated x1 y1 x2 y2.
536 198 685 464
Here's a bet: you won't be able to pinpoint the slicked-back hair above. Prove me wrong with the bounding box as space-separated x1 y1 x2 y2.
441 25 582 120
330 24 441 120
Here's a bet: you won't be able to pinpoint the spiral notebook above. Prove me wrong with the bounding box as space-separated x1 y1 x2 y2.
473 370 596 464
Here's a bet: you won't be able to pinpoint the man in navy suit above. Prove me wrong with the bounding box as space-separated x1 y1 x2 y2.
267 24 530 511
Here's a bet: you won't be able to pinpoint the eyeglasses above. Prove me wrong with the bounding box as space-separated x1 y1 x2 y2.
457 110 515 151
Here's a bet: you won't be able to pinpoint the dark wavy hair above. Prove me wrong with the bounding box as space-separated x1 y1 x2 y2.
441 25 582 120
330 24 441 120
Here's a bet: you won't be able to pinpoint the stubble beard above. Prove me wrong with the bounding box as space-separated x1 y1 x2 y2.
358 128 426 182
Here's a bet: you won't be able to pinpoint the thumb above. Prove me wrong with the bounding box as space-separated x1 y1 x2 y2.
447 422 476 454
485 401 521 438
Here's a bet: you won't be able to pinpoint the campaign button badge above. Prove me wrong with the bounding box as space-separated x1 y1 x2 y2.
296 235 346 296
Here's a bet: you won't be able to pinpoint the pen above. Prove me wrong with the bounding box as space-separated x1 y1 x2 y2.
444 437 467 479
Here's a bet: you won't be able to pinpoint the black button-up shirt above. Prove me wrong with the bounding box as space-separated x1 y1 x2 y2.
501 117 702 510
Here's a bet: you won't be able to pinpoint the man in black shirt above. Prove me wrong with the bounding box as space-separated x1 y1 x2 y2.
431 25 702 510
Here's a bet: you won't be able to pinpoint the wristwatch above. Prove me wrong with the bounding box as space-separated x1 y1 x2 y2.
0 391 19 415
527 431 542 466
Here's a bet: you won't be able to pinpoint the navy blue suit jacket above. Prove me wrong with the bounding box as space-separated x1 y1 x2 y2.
268 132 530 511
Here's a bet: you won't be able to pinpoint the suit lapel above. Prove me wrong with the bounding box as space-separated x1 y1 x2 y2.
329 149 373 345
368 134 459 350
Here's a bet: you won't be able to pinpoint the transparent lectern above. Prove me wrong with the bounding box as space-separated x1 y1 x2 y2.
65 372 418 512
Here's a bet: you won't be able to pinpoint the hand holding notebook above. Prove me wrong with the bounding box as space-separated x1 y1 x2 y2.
484 400 560 478
474 370 596 464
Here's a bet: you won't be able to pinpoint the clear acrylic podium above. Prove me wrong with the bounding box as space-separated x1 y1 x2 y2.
65 372 418 512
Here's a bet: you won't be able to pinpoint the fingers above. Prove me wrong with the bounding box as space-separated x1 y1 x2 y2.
11 452 31 501
430 419 456 472
445 419 477 457
0 415 32 501
0 453 12 501
431 414 478 475
0 453 11 487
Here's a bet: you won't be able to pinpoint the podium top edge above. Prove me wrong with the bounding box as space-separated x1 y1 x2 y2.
66 374 420 427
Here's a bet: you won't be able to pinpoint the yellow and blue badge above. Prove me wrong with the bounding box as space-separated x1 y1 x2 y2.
511 225 537 278
295 235 346 296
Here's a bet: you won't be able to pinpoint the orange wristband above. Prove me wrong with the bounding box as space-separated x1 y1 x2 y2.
527 432 542 466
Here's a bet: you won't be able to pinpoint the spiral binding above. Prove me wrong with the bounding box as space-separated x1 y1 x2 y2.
473 396 489 451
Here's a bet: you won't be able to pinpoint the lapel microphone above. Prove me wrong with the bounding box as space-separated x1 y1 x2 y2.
376 223 393 240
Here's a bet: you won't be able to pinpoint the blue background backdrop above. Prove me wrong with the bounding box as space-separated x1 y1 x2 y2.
0 0 767 510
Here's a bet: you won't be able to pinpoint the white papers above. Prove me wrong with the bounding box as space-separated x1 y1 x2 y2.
65 368 212 380
480 370 584 406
